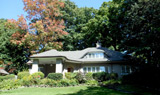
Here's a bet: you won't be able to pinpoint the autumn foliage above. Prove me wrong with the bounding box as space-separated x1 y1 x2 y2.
7 0 67 54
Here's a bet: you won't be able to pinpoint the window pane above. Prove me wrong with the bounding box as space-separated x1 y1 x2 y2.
100 66 105 72
95 53 99 58
88 67 91 72
96 67 99 72
105 66 108 73
92 67 95 72
99 53 104 58
83 67 87 73
89 54 91 58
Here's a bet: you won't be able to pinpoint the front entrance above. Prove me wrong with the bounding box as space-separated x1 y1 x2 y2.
39 64 56 77
67 67 73 72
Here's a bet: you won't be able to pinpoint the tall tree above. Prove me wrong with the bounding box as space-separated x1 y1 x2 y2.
122 0 160 64
0 18 29 73
61 0 97 50
82 1 124 50
22 0 67 53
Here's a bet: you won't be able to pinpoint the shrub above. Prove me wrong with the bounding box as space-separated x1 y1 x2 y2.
40 78 53 86
93 72 109 82
75 72 85 83
85 72 93 80
0 79 21 90
0 74 15 82
109 73 118 80
60 79 79 86
65 72 77 79
102 80 121 87
47 73 63 80
31 72 44 79
17 71 30 79
60 79 70 86
21 75 33 86
68 79 79 86
86 80 98 86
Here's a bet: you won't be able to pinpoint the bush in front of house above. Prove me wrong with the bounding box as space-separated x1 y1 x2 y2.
86 80 98 86
31 72 44 85
0 74 15 82
21 75 34 86
31 72 44 79
93 72 109 82
75 72 85 83
68 79 79 86
0 79 21 90
85 72 93 80
60 79 79 86
17 71 30 79
40 78 54 86
109 73 118 80
47 73 63 80
40 78 78 87
102 80 121 87
65 72 77 79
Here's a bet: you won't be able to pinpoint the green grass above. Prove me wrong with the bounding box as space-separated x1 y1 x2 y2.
0 86 129 95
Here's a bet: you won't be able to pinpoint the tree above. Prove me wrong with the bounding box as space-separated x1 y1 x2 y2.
82 1 124 50
61 0 97 50
0 18 29 74
121 0 160 64
22 0 67 53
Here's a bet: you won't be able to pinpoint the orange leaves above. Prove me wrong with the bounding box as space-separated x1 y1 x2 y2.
7 15 29 47
22 0 67 52
7 0 67 54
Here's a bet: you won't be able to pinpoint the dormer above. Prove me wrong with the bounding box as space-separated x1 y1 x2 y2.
83 52 105 59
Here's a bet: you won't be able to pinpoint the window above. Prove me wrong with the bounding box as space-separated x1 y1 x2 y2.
121 65 131 75
83 52 105 59
83 66 107 73
100 66 105 72
96 67 99 72
105 66 109 73
88 67 91 72
92 67 95 72
83 67 87 73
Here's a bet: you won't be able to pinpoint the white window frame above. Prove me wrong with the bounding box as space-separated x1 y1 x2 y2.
83 66 107 73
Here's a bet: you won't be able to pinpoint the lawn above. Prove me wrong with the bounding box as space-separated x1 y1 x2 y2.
0 86 129 95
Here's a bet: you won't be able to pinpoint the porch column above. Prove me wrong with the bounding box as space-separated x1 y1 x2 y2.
31 59 39 74
56 59 63 73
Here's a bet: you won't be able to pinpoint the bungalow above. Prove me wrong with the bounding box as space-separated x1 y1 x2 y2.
28 43 132 77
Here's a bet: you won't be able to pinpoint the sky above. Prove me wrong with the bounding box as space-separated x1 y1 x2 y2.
0 0 110 20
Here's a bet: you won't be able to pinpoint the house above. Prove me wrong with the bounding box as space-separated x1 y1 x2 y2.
28 42 132 77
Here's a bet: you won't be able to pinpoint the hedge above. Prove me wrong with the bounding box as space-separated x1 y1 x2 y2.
47 73 63 80
31 72 44 79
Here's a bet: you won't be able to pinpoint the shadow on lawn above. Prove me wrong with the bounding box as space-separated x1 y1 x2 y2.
57 86 126 95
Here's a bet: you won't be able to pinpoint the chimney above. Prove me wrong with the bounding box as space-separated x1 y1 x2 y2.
96 42 101 48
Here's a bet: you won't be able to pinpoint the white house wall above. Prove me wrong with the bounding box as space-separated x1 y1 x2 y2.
30 59 39 74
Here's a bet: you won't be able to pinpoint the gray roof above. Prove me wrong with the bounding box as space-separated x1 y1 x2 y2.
30 47 126 62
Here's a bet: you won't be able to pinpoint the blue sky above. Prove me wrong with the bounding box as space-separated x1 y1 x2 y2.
0 0 110 20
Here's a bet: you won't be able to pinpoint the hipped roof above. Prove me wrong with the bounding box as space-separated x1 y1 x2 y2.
30 47 126 62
